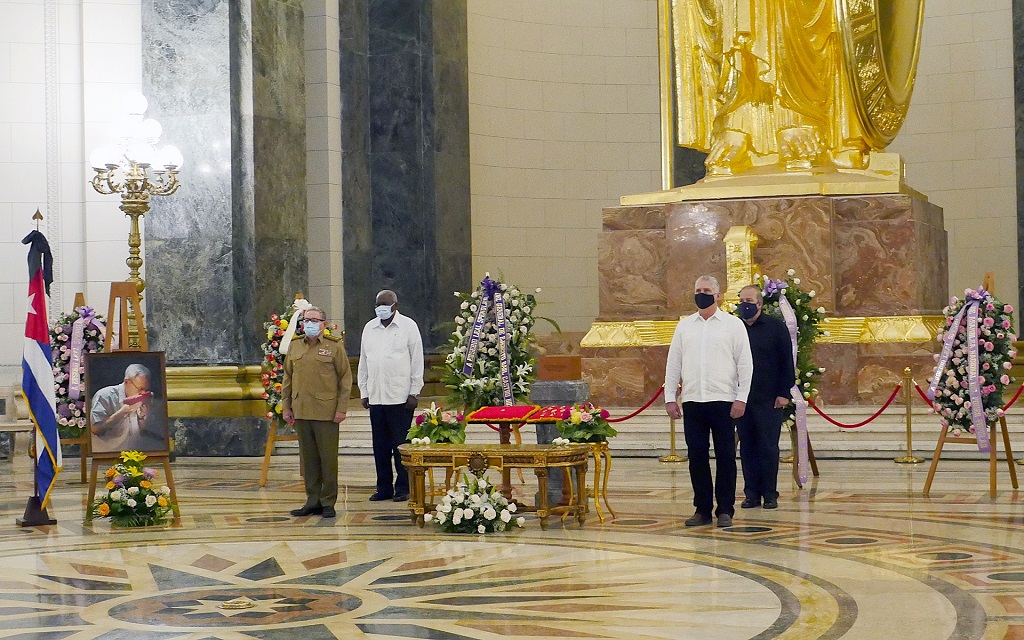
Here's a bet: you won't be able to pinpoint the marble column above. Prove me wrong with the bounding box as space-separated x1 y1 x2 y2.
141 0 307 455
339 0 472 352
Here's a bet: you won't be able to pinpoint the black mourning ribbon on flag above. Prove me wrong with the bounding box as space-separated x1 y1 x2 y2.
22 230 53 296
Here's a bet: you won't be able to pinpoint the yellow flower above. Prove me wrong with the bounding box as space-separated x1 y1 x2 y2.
105 467 117 478
157 496 168 507
280 319 288 329
275 403 283 414
140 480 152 489
106 481 115 490
267 328 274 339
97 503 110 516
570 411 582 425
121 450 147 463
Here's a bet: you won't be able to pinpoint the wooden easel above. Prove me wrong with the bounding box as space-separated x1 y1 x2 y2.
85 282 179 523
62 292 91 484
105 282 148 351
923 416 1018 498
922 273 1018 498
259 294 303 487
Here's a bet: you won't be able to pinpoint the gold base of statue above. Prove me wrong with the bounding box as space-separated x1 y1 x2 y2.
659 454 686 463
624 154 922 205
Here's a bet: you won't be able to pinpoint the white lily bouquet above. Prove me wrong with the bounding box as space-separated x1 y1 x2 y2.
425 471 526 534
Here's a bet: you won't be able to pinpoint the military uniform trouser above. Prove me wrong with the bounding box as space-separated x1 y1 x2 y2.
294 419 339 508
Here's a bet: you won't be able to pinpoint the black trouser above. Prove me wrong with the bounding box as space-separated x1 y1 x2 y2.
369 403 413 496
736 400 784 503
682 401 736 518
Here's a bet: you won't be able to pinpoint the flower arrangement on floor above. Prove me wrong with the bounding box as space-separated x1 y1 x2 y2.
50 306 106 439
89 451 174 527
555 403 618 443
424 471 526 533
930 288 1016 438
441 274 547 410
407 402 467 444
757 270 827 428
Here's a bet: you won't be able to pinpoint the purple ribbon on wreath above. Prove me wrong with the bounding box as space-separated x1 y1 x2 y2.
462 276 514 406
776 290 809 484
928 288 989 451
68 305 104 401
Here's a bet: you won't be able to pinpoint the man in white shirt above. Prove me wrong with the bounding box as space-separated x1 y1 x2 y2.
358 290 424 502
665 275 753 528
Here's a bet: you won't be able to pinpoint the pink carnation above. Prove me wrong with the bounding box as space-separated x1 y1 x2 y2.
983 317 995 327
1003 320 1012 329
1006 305 1014 313
580 412 593 422
1001 374 1011 385
984 342 994 351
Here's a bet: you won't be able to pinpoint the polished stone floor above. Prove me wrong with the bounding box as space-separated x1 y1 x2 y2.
0 453 1022 639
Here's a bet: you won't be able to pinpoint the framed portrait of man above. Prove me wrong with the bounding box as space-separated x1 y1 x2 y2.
85 351 169 457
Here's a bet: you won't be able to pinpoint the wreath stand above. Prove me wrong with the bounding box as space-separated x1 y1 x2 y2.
61 292 91 484
922 416 1017 498
85 282 180 524
922 273 1018 498
258 294 306 487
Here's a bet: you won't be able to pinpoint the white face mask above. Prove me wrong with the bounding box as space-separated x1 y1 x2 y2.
375 304 394 321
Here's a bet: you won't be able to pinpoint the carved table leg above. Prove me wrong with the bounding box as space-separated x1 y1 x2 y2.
576 461 587 526
535 467 549 530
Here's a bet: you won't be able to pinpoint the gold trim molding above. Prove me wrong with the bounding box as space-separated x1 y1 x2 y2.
166 365 265 418
581 315 944 348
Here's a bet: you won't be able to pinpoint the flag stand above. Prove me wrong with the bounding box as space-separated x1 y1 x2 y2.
18 211 59 527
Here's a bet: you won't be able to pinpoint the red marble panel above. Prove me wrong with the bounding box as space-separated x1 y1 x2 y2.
602 205 667 231
598 230 667 320
663 197 833 315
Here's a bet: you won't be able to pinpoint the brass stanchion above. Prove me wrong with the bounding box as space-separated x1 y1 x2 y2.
660 415 686 463
895 367 924 464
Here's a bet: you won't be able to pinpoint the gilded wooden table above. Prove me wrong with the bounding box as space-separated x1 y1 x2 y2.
398 443 590 530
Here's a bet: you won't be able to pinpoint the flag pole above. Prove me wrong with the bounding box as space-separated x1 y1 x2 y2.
17 213 58 527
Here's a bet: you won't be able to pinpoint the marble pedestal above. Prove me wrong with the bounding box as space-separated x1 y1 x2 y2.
529 380 590 504
582 193 948 406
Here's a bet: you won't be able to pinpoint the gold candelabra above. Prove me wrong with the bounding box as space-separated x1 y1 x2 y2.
90 93 182 347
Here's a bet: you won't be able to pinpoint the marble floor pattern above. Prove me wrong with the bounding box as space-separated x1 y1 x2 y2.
0 454 1022 639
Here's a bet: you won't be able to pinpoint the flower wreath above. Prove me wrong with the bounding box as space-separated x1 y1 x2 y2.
928 288 1016 442
260 299 339 422
757 270 827 426
441 274 542 410
51 306 106 439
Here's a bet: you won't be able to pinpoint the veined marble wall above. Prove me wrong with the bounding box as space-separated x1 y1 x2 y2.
339 0 472 352
142 0 307 455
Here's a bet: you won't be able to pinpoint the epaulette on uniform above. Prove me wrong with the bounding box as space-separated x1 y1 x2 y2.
324 333 342 342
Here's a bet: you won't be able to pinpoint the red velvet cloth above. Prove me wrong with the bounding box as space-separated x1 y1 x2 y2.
465 405 539 422
526 406 572 422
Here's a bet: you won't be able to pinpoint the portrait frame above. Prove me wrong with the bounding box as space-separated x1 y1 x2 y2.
84 351 169 458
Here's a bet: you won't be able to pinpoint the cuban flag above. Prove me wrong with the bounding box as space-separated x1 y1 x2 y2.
21 230 61 509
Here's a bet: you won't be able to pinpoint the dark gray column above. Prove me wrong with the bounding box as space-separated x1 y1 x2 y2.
340 0 472 352
141 0 307 455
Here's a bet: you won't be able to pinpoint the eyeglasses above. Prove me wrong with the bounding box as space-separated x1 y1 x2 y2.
304 317 325 323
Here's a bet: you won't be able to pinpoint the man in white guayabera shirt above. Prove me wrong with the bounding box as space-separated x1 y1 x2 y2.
358 290 424 503
665 275 753 529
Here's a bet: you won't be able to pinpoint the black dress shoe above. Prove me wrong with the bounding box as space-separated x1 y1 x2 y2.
763 498 778 509
740 498 760 509
290 505 323 517
369 492 394 502
321 506 336 518
393 493 409 503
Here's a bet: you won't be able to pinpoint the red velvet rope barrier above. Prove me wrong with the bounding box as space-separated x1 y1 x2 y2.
914 383 934 408
606 385 666 423
808 385 901 429
1002 384 1024 410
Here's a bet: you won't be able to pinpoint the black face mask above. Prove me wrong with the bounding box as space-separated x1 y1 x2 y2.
737 302 759 320
694 292 716 310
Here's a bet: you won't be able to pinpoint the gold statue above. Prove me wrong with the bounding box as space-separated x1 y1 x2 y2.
670 0 924 178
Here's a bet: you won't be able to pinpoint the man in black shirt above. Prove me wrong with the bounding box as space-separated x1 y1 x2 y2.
735 285 796 509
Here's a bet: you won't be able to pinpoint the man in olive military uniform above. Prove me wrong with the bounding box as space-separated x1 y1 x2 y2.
282 307 352 518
